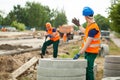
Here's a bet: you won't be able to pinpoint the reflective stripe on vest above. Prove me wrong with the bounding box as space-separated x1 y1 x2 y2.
89 44 100 47
84 42 100 48
93 38 100 41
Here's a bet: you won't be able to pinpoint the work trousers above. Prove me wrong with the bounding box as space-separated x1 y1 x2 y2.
42 40 59 58
84 52 97 80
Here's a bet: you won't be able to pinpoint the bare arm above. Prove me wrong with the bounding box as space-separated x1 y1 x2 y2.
79 37 93 54
79 26 85 33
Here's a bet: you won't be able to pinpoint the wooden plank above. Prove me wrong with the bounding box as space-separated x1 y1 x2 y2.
11 56 39 78
12 57 23 66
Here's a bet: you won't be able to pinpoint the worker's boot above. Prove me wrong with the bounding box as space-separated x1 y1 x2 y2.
40 53 44 58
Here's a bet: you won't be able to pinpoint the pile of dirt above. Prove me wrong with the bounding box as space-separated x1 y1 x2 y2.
0 52 38 80
0 44 32 50
0 56 16 80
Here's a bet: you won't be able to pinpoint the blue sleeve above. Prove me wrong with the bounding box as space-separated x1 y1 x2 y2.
52 28 56 32
88 29 98 37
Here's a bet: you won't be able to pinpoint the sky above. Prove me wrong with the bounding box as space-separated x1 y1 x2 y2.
0 0 111 24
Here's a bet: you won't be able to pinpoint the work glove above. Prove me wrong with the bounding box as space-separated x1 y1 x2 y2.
72 18 81 26
73 53 80 60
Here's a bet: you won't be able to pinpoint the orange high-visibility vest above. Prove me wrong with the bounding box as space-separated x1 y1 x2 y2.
47 28 60 41
63 33 67 42
82 23 100 53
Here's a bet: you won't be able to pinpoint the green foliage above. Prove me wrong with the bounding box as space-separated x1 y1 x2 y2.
53 9 67 27
82 14 110 30
3 2 67 30
0 11 4 25
74 25 79 30
109 39 120 55
109 0 120 33
94 14 110 30
11 21 25 31
82 22 87 28
0 15 3 25
25 2 51 29
59 49 81 59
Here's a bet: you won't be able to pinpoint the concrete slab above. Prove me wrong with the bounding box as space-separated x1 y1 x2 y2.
102 77 120 80
39 58 87 68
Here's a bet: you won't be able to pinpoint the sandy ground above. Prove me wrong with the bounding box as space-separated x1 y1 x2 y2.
0 31 109 80
0 41 105 80
0 31 46 55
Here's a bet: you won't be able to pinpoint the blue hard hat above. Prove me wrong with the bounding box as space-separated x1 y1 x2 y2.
82 7 94 16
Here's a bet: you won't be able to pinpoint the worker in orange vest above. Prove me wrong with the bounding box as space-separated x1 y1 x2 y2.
63 33 67 42
1 27 7 32
72 6 100 80
41 22 60 58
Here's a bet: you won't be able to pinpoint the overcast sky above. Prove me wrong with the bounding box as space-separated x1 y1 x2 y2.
0 0 111 24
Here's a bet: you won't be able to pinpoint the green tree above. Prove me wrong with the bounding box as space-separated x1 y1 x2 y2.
5 2 51 30
82 14 110 30
109 0 120 33
3 2 67 30
3 11 17 25
0 10 4 25
94 14 110 30
0 15 3 25
53 9 67 28
25 2 51 29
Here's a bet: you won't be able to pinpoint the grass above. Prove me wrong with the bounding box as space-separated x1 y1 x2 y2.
59 45 80 58
114 32 120 38
109 39 120 55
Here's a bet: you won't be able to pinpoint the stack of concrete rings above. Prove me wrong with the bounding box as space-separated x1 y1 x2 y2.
104 55 120 77
37 58 87 80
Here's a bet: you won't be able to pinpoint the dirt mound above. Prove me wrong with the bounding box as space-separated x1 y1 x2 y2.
0 56 16 80
0 44 32 50
0 52 37 80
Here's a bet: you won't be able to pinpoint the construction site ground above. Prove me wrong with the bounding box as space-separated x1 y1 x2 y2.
0 31 120 80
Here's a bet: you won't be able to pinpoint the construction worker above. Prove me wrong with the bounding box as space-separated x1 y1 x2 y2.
41 22 60 58
72 6 100 80
1 27 7 32
63 33 67 42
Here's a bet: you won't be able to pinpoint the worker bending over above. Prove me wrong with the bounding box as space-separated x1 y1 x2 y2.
41 22 60 58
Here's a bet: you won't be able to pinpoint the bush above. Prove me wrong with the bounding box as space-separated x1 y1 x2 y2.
11 21 25 31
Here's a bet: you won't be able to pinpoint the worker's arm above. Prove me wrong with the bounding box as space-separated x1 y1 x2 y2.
79 26 85 33
73 29 98 59
79 37 93 54
72 17 85 33
81 29 98 53
44 31 49 36
45 28 58 38
51 28 59 37
73 37 93 60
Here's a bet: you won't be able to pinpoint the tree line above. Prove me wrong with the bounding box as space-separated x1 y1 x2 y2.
1 1 119 33
109 0 120 33
0 2 67 30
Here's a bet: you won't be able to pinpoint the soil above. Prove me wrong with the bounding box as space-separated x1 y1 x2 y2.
0 44 32 50
0 40 105 80
0 32 118 80
0 51 40 80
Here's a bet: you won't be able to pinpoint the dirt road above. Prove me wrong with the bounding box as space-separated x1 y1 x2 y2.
110 33 120 47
